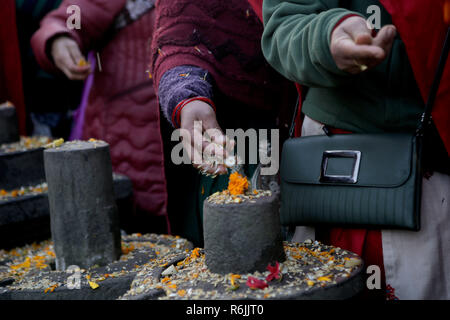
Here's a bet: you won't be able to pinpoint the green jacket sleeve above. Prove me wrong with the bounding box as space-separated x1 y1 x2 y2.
261 0 363 87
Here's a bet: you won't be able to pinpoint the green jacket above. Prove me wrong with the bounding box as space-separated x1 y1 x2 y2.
262 0 424 133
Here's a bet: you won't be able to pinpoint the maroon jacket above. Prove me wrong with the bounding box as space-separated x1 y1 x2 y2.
151 0 291 117
31 0 168 222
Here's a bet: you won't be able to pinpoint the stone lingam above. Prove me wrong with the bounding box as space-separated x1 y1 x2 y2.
117 173 364 300
203 172 286 274
44 140 122 270
0 164 365 300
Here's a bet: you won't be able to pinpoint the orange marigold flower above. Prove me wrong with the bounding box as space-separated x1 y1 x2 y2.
44 284 58 293
122 244 135 255
230 274 241 287
46 250 55 257
78 59 88 67
190 248 201 259
10 257 31 270
161 277 171 283
317 276 332 282
227 172 249 195
9 249 20 257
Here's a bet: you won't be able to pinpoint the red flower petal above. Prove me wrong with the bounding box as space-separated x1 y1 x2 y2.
266 262 281 282
246 276 268 289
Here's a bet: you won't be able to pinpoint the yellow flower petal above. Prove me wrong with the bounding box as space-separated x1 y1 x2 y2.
317 276 331 282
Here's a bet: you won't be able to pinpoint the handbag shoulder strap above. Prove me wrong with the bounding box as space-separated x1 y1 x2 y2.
288 95 300 138
416 27 450 136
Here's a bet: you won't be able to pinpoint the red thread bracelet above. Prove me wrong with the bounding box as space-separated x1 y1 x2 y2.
171 97 216 128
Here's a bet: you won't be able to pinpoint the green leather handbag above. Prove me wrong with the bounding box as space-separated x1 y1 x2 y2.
281 133 423 230
280 28 449 231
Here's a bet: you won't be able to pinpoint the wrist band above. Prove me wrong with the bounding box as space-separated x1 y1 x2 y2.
171 97 216 128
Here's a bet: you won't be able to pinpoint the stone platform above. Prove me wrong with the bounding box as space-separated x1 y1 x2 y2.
121 240 364 300
0 236 364 300
0 138 49 190
0 234 193 300
0 174 133 249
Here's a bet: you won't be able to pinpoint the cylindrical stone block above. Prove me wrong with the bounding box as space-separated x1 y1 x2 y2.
0 102 20 144
203 192 286 274
44 140 121 270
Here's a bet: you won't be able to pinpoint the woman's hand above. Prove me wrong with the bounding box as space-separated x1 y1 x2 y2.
180 100 234 175
50 36 90 80
330 16 396 74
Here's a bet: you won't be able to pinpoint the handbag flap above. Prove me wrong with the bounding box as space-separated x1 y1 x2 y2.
281 133 415 188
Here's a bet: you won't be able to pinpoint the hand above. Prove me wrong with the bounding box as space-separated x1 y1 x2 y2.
330 16 396 74
179 100 234 176
50 36 90 80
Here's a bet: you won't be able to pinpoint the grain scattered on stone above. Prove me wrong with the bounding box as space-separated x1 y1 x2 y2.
0 136 53 154
206 189 272 205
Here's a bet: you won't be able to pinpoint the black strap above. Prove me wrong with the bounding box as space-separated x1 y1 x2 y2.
288 95 299 138
416 27 450 136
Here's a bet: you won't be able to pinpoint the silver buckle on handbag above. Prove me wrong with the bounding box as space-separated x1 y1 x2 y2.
319 150 361 184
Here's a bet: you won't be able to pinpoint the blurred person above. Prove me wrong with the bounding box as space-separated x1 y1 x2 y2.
31 0 170 234
261 0 450 299
15 0 83 138
151 0 296 246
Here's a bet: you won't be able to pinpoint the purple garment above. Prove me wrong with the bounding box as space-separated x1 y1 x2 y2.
158 65 213 127
69 51 96 141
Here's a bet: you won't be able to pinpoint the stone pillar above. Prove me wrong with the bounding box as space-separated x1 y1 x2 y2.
0 102 20 144
44 140 121 270
203 192 286 274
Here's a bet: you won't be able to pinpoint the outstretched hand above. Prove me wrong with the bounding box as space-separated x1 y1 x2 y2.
51 36 90 80
180 100 234 176
330 16 396 74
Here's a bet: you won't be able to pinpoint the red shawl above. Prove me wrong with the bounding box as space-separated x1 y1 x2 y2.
0 0 26 135
380 0 450 155
249 0 450 155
